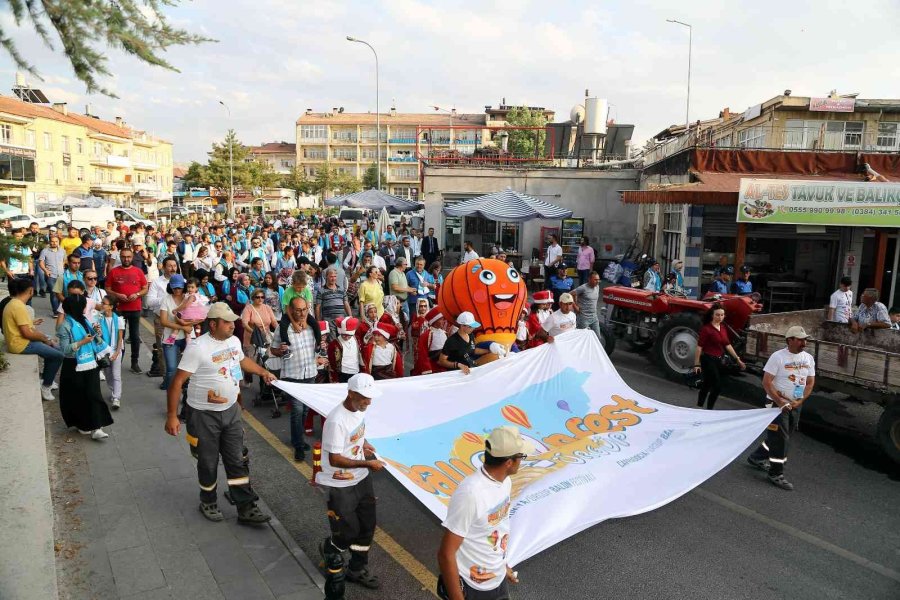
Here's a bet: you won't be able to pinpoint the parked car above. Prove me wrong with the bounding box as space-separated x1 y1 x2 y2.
7 213 38 229
36 210 70 230
70 206 155 230
156 206 191 218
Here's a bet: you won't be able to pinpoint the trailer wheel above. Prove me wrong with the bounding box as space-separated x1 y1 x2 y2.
654 312 702 381
56 220 68 230
594 322 616 357
876 401 900 465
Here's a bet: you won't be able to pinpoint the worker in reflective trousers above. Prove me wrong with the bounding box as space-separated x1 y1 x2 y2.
746 326 816 491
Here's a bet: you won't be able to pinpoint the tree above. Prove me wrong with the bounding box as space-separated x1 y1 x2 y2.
504 106 548 159
311 163 362 199
247 160 282 190
2 0 213 97
199 130 255 217
182 161 206 190
362 163 386 190
281 166 313 197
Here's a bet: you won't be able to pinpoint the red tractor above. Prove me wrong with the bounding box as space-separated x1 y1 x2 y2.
601 286 762 380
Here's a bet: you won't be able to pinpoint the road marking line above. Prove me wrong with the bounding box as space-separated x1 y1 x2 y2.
693 487 900 584
242 410 440 597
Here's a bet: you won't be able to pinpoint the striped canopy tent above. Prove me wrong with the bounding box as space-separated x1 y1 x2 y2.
324 188 423 213
443 188 573 222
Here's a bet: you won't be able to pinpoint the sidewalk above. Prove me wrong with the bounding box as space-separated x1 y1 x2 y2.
33 300 325 599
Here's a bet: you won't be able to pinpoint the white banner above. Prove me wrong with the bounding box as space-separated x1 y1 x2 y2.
276 330 777 566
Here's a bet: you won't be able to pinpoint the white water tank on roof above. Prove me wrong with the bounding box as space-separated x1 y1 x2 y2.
584 97 608 134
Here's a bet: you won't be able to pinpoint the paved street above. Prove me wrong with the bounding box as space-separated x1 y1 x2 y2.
242 345 900 600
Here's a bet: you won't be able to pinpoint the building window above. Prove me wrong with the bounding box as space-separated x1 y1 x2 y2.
62 166 70 182
822 121 864 150
47 162 54 181
280 159 294 168
93 141 103 157
876 122 898 151
0 152 35 182
43 132 52 150
737 126 765 149
300 125 327 140
303 148 327 159
76 138 83 154
0 124 10 144
61 135 69 153
76 166 84 182
332 148 356 161
332 129 358 142
391 167 418 180
25 130 35 147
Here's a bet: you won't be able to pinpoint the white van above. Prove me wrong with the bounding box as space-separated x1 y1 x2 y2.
71 207 155 230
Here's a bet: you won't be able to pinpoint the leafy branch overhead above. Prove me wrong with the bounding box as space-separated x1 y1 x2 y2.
2 0 214 97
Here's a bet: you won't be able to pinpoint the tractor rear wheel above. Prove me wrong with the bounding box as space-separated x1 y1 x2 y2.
654 312 702 381
876 401 900 466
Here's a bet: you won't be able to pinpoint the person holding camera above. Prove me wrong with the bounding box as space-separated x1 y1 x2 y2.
693 304 745 410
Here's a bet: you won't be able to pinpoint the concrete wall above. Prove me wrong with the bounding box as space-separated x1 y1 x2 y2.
422 166 640 266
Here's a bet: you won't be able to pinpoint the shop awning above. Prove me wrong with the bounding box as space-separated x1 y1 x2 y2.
621 171 869 205
443 187 573 221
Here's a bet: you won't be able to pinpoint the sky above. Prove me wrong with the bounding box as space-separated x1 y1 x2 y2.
1 0 898 164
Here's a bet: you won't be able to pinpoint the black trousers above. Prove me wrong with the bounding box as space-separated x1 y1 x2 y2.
749 408 801 476
325 476 376 572
437 575 510 600
697 353 723 409
185 403 257 505
118 309 142 364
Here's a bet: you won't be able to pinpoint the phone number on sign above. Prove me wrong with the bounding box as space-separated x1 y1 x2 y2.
785 206 900 216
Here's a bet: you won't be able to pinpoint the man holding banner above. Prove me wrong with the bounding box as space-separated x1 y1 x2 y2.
437 426 528 600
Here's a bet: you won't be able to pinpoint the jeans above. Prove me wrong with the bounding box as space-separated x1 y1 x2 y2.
162 339 187 388
283 377 314 452
46 277 59 313
34 268 47 293
117 310 143 365
22 341 64 387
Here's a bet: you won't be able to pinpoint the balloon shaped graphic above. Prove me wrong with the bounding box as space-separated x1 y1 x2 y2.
438 258 527 364
501 404 532 429
462 432 482 445
557 400 572 413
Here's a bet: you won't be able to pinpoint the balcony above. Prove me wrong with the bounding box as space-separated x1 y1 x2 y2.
332 155 357 162
331 134 358 144
90 181 133 193
388 138 417 144
390 171 419 182
388 156 417 162
133 161 160 171
90 154 130 168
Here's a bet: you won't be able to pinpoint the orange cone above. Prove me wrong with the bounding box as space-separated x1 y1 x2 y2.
311 441 322 486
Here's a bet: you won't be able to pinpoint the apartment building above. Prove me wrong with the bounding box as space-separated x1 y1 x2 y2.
0 94 173 213
247 141 296 174
296 108 498 199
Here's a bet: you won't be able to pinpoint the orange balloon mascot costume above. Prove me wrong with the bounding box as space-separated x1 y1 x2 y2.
437 258 527 365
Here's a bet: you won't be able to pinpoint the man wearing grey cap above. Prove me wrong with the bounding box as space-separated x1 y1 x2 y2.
164 302 278 524
747 325 816 491
437 425 528 600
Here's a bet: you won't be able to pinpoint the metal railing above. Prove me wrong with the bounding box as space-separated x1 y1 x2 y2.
643 125 900 166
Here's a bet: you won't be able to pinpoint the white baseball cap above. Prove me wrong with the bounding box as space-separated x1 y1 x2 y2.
784 325 810 340
456 311 481 328
485 426 533 458
348 373 382 399
206 302 239 322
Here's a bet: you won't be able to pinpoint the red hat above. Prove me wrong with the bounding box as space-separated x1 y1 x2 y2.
336 317 359 335
372 322 397 339
318 320 329 335
425 306 444 326
532 290 553 304
522 302 531 314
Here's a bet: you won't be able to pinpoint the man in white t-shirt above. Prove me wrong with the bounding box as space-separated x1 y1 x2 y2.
319 373 385 591
164 302 278 524
827 276 853 323
543 234 563 290
437 426 530 600
462 240 479 264
535 292 577 343
747 325 816 491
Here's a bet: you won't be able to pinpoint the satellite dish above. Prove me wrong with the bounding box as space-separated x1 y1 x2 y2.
570 104 585 124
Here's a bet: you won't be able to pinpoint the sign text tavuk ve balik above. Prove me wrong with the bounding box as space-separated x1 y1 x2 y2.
737 178 900 227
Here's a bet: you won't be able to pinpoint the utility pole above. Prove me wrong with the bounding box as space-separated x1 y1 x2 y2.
219 100 235 219
666 19 692 131
347 36 380 190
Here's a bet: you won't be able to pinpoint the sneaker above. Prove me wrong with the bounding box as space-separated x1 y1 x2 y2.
768 474 794 491
111 399 120 410
50 381 59 390
199 502 225 522
130 363 143 374
747 456 770 471
77 429 91 435
294 448 305 462
91 428 109 440
40 385 54 401
99 371 106 381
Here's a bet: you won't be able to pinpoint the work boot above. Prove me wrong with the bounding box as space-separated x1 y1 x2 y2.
747 456 770 471
199 502 224 522
346 567 380 589
237 502 271 525
146 343 163 377
768 473 794 491
130 362 143 374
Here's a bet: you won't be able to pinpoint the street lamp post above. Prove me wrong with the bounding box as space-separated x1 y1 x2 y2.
666 19 692 131
430 105 455 151
218 100 235 219
346 36 380 191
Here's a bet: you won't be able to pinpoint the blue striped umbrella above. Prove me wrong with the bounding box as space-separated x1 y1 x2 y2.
324 188 423 213
442 188 573 222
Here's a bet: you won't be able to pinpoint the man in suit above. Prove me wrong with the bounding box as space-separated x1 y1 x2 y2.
379 239 397 271
398 236 414 270
421 227 440 268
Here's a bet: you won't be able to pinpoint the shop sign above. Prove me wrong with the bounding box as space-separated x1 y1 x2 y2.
737 178 900 227
809 97 855 112
0 143 36 159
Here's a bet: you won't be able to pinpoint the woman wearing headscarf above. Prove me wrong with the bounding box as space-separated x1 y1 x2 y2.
356 302 380 346
57 294 113 440
362 322 403 379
